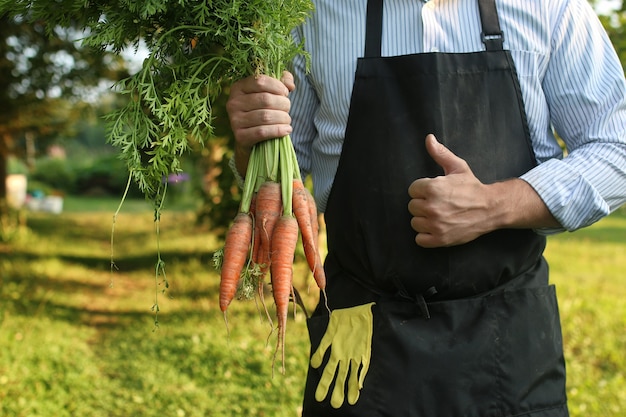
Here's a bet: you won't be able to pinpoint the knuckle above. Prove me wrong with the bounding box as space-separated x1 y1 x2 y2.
258 109 273 124
256 125 275 140
256 91 274 108
255 74 271 88
422 179 440 194
229 113 245 130
225 98 237 115
228 80 243 96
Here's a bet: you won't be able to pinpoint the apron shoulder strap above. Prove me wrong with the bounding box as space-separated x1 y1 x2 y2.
365 0 383 58
365 0 505 56
478 0 504 51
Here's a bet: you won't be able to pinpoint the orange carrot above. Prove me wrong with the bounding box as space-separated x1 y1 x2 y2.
249 193 260 263
307 189 319 241
296 182 327 291
270 215 299 374
312 257 326 292
255 181 282 269
254 228 271 324
292 179 317 272
304 188 329 311
252 182 282 329
219 212 253 312
251 198 273 329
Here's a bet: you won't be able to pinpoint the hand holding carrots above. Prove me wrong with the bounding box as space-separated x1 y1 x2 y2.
226 72 295 150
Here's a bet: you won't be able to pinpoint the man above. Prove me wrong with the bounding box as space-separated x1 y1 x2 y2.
227 0 626 415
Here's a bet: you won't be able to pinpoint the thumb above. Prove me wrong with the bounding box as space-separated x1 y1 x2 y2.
425 134 470 176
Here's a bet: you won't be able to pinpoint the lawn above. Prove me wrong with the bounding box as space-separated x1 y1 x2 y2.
0 200 624 416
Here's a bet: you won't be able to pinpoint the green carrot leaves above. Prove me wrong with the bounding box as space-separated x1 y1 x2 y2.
92 0 313 202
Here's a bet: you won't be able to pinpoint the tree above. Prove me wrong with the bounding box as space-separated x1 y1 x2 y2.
0 12 128 219
593 1 626 66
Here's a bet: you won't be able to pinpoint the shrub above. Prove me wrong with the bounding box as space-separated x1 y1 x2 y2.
30 157 76 194
74 154 143 197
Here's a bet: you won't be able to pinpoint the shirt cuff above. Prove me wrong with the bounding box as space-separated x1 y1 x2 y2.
520 159 611 234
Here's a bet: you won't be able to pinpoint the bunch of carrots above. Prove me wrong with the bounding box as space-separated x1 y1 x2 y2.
214 134 326 374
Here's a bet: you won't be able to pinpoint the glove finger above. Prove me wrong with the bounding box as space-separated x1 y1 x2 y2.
315 356 339 403
310 319 338 368
359 306 374 387
330 361 349 409
359 351 371 388
347 359 361 405
310 336 331 368
310 344 326 369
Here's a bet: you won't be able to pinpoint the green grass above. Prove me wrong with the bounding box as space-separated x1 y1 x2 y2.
0 203 315 417
545 209 626 417
0 201 624 416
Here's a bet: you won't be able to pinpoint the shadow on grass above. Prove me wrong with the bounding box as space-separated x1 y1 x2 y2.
25 210 204 242
4 208 301 334
6 248 216 272
25 214 116 240
1 277 222 331
1 253 222 333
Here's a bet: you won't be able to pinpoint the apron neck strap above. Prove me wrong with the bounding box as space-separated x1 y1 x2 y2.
364 0 505 57
478 0 504 51
364 0 383 58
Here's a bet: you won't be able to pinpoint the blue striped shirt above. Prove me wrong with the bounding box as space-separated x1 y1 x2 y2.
289 0 626 233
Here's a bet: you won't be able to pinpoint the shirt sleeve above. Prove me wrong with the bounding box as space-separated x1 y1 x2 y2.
288 27 320 181
520 0 626 234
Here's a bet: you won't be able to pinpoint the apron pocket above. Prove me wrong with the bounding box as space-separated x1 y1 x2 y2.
494 285 568 415
366 296 501 416
302 285 567 417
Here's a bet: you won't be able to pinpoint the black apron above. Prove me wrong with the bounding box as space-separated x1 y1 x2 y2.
303 0 569 416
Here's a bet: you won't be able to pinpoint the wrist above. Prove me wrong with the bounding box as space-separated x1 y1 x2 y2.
487 179 560 230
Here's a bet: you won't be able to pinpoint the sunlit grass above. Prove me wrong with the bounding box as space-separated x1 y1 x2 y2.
0 201 316 417
545 209 626 417
0 202 623 416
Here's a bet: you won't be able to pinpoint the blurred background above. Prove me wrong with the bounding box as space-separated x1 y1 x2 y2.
0 1 625 416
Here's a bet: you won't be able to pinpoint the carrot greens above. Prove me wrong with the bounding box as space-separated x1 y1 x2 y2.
83 0 316 204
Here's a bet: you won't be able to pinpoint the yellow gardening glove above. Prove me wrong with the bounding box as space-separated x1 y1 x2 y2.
310 302 375 409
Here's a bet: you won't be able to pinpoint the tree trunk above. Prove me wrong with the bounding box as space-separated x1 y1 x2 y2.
0 150 8 224
0 136 8 211
0 154 6 197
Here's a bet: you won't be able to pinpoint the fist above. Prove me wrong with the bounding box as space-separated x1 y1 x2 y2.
407 135 491 248
226 71 295 150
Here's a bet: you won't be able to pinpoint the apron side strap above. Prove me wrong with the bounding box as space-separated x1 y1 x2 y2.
478 0 504 51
